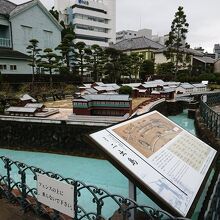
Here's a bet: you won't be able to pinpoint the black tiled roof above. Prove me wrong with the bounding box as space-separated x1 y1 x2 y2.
0 48 30 60
0 0 16 15
111 36 164 51
155 47 204 57
0 0 34 16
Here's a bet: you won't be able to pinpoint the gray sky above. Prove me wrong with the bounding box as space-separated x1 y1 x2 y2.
11 0 220 52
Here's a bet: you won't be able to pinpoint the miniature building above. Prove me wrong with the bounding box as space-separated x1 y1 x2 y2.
5 107 38 116
176 83 195 94
20 94 37 106
73 94 131 116
24 103 45 112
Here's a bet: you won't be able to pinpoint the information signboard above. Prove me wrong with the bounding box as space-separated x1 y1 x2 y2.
37 174 74 218
89 111 217 217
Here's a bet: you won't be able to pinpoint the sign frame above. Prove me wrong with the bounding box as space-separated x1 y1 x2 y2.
88 110 217 218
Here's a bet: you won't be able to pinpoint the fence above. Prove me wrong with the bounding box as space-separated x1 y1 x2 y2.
200 93 220 138
0 156 189 220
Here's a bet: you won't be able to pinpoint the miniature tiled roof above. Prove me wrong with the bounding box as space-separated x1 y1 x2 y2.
6 106 37 113
20 94 37 102
111 36 164 51
25 103 44 108
192 83 207 88
76 94 130 101
179 83 194 89
0 48 30 60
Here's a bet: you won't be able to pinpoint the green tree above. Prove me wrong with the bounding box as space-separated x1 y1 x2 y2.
156 62 175 75
164 6 190 79
39 48 61 88
89 44 106 81
49 6 59 21
118 53 133 83
104 47 122 83
119 86 132 96
129 53 144 82
72 42 91 83
26 39 42 85
56 33 75 68
139 60 154 81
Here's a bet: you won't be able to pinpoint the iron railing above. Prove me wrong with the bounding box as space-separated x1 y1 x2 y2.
0 156 189 220
0 38 11 48
200 93 220 138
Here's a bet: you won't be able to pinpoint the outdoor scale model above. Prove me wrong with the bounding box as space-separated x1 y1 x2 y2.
89 110 217 218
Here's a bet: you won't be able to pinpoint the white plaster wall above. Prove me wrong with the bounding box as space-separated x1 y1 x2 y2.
214 60 220 73
0 59 31 74
154 53 169 65
10 5 61 54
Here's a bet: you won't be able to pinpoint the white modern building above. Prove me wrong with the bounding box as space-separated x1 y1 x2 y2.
116 29 152 43
55 0 116 47
116 28 167 45
0 0 62 75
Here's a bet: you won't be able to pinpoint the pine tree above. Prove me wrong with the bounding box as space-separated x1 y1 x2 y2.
72 42 91 83
39 48 61 88
164 6 190 79
26 39 42 85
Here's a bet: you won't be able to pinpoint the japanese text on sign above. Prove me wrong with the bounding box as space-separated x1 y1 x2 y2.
37 174 74 218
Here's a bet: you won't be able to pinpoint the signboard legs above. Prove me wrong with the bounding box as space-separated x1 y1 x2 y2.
129 181 136 220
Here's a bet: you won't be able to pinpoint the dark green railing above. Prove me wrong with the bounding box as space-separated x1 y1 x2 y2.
0 156 189 220
200 93 220 138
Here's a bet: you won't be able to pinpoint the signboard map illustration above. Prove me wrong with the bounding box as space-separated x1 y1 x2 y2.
90 111 217 217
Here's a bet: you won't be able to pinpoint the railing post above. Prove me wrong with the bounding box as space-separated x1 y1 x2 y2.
21 171 27 212
74 181 78 220
5 158 11 195
128 181 136 220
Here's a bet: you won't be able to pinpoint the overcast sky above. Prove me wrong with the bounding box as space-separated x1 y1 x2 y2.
11 0 220 52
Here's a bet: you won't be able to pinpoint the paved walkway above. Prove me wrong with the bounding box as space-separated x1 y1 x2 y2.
0 198 47 220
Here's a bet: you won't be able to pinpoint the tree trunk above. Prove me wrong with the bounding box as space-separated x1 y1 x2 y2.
50 68 53 89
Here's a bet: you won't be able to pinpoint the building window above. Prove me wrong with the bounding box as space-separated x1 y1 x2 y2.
21 25 33 46
0 64 7 70
10 65 17 71
43 30 53 48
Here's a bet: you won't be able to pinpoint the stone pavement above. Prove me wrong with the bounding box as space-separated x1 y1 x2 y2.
0 198 47 220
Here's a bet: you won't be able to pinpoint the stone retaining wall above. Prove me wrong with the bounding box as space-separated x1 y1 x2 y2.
0 101 185 157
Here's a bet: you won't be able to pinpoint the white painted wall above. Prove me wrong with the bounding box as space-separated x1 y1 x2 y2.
214 60 220 73
0 59 31 74
10 5 61 55
154 53 168 64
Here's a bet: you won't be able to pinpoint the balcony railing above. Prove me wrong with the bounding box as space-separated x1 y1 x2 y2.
0 38 11 48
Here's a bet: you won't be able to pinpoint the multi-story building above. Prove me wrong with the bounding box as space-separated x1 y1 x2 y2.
0 0 62 75
214 44 220 59
116 29 152 43
116 28 167 45
55 0 116 47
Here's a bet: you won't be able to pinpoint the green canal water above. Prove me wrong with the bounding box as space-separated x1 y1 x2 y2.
0 110 211 219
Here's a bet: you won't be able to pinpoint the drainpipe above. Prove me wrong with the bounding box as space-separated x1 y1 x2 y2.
9 20 13 49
